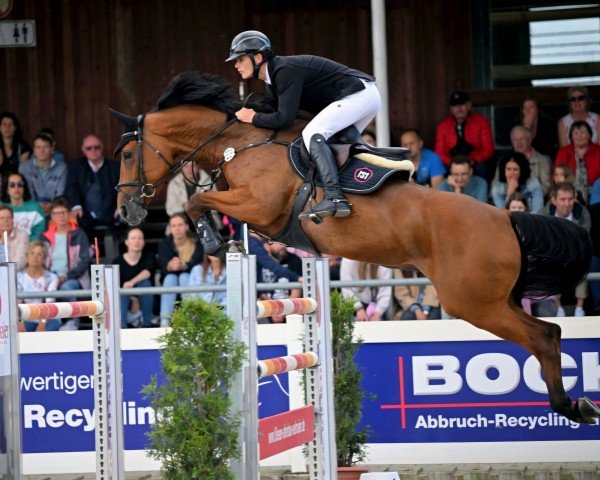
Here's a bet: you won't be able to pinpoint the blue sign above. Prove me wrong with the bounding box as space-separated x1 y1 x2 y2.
20 346 290 453
358 338 600 443
19 338 600 453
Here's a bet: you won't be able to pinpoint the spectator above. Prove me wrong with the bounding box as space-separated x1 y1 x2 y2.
436 156 488 203
157 212 203 327
19 132 68 216
0 111 31 176
249 234 302 323
340 258 392 321
165 160 222 233
509 125 552 197
400 129 445 188
39 127 66 164
112 227 156 328
505 192 529 212
514 96 558 159
391 269 440 320
187 254 227 308
40 197 91 330
165 161 212 216
65 134 120 237
491 152 543 213
0 205 28 268
1 172 45 239
537 183 591 316
434 90 495 184
558 86 600 148
555 120 600 204
17 240 61 332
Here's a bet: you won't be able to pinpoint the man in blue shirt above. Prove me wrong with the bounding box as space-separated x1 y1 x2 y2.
400 129 445 188
436 156 489 203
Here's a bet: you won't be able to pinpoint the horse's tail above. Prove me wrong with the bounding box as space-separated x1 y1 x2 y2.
509 211 592 303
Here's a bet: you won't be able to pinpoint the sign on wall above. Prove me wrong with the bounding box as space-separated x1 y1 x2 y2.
0 20 35 47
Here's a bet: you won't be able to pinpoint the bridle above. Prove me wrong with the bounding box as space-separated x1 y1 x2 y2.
114 107 292 209
114 113 237 208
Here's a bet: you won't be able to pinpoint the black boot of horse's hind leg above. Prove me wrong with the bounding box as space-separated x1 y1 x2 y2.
299 134 351 221
552 391 600 424
194 212 224 256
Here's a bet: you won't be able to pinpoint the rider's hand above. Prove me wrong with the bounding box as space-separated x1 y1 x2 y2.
235 108 256 124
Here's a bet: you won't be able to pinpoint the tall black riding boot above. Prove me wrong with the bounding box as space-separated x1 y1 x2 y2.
299 134 351 220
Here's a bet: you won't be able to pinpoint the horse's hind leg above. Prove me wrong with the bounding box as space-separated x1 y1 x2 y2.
471 303 598 423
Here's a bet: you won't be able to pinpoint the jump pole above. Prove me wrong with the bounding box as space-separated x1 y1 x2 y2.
0 263 124 480
226 253 337 480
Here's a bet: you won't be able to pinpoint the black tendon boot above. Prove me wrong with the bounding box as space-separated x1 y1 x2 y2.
194 212 224 255
299 134 351 221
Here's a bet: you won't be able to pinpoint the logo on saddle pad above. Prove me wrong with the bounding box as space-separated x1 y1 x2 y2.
354 167 374 183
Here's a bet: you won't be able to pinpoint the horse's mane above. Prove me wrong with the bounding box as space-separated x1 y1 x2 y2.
155 71 274 117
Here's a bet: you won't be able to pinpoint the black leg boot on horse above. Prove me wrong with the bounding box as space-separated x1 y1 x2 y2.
194 212 245 261
299 134 351 222
194 212 225 256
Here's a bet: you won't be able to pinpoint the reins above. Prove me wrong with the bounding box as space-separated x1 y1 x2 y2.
115 111 292 207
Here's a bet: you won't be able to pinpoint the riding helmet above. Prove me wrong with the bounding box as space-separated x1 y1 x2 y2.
226 30 273 62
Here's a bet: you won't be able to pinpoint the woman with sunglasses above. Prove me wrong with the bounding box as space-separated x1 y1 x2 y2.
0 172 45 239
558 86 600 148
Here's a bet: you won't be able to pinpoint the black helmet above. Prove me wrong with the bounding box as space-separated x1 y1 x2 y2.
226 30 273 62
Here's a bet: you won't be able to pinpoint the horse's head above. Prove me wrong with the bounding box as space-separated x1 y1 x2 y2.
110 108 178 226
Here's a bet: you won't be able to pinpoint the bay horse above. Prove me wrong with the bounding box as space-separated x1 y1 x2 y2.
111 71 599 424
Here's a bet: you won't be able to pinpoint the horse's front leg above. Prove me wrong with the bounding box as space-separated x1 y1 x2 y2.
186 188 267 258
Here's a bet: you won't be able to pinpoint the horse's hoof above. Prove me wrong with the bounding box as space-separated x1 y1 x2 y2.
577 397 600 423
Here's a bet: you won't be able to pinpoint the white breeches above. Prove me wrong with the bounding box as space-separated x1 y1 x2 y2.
302 80 381 149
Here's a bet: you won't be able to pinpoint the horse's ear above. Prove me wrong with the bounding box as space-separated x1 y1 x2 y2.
108 108 136 126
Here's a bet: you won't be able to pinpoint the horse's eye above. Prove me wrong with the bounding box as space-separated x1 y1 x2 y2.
123 151 133 160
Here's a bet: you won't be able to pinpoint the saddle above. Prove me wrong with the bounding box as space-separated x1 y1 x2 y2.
270 126 413 255
288 126 413 194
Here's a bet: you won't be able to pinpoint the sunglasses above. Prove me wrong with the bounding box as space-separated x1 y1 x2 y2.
570 95 586 102
8 182 24 188
84 145 102 151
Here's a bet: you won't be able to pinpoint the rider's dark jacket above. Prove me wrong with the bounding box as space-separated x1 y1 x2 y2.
252 55 374 131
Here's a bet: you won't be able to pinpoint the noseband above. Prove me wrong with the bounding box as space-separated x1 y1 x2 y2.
114 114 237 207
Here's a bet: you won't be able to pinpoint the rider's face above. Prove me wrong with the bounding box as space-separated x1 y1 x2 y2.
234 54 261 80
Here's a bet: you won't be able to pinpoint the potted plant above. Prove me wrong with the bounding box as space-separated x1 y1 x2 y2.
330 290 370 479
143 298 245 480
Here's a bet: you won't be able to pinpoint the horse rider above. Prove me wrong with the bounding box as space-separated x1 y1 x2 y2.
227 30 381 220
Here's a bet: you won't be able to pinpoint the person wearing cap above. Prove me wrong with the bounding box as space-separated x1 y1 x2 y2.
226 30 380 220
434 90 495 184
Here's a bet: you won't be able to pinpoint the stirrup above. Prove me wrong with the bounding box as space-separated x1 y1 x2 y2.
299 197 351 223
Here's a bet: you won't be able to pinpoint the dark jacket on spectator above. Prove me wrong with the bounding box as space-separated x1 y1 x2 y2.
156 235 203 279
65 157 120 227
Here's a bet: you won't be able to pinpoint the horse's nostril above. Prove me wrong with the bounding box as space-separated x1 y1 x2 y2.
119 205 128 218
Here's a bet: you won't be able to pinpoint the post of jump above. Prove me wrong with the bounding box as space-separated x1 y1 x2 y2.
227 253 337 480
0 262 22 480
0 263 124 480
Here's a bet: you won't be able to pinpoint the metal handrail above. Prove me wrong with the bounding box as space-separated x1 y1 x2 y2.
16 272 600 300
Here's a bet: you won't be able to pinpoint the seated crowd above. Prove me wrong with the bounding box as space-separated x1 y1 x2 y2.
1 84 600 330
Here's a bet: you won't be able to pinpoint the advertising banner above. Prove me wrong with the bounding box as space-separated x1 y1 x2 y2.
359 338 600 442
20 345 289 453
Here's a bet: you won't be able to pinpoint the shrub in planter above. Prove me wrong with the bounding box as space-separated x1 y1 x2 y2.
143 298 246 480
330 290 369 467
